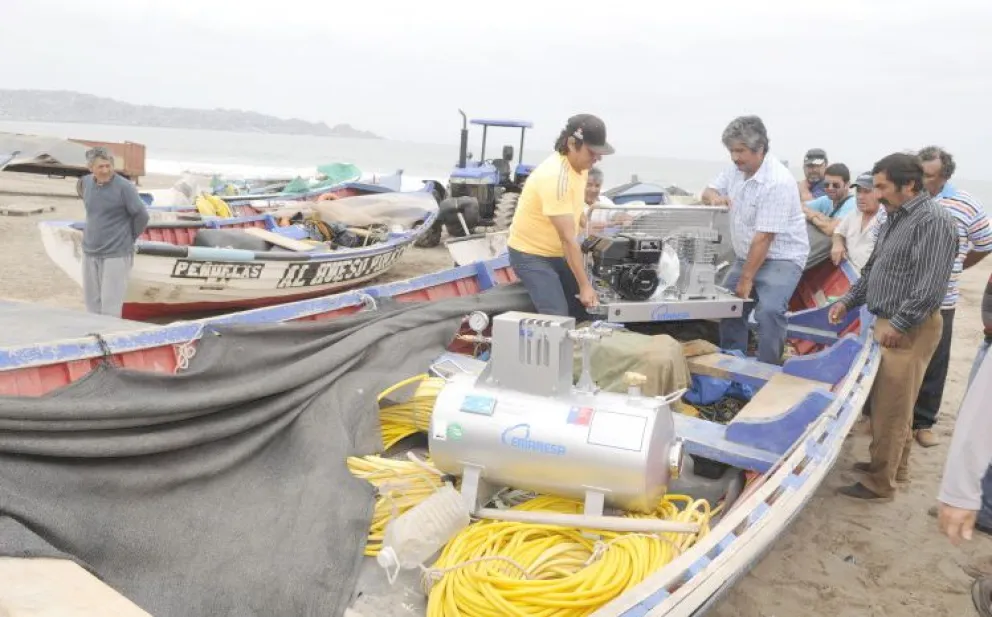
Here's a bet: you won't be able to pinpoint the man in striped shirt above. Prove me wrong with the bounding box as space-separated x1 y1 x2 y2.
911 146 992 448
828 152 957 502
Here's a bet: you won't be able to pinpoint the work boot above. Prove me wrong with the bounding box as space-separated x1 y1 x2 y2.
915 428 939 448
853 462 908 483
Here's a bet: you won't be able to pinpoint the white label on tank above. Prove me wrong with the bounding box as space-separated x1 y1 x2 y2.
433 420 448 442
587 411 647 452
495 400 529 416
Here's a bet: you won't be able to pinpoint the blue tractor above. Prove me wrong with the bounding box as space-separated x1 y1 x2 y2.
435 110 535 239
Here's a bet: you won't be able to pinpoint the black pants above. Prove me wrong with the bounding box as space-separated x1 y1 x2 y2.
912 308 955 430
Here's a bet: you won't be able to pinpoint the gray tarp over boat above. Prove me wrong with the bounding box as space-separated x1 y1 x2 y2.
0 133 122 172
310 191 439 228
0 285 533 617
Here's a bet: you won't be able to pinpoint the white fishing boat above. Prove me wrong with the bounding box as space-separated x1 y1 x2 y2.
38 192 439 320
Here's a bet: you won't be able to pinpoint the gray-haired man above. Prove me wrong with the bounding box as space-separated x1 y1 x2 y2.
701 115 809 365
80 147 149 317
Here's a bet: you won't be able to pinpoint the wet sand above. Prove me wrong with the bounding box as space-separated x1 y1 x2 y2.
2 170 989 616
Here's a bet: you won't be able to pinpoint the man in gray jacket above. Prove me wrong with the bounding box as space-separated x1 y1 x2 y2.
79 147 149 317
936 272 992 615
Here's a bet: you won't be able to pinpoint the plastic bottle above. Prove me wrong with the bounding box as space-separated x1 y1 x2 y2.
376 484 471 584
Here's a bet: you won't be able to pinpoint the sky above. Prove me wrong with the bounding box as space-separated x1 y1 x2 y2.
3 0 992 178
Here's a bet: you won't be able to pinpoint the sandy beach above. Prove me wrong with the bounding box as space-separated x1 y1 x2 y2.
1 170 989 616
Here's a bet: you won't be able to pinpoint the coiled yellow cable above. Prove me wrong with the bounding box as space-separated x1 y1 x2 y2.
359 376 716 616
347 454 451 557
377 374 445 450
424 494 712 617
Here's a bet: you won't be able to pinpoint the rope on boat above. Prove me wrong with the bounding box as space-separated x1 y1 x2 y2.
173 323 206 373
86 332 116 367
344 376 718 616
357 292 378 312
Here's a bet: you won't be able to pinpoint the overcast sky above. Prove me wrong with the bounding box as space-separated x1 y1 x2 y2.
3 0 991 178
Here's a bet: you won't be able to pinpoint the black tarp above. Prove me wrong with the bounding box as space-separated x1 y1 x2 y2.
0 285 534 617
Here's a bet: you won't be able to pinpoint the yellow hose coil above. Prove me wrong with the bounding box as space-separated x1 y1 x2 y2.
347 454 450 557
354 376 717 616
377 374 445 450
425 495 713 617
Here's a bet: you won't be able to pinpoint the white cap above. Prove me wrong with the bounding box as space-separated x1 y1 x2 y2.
376 546 402 584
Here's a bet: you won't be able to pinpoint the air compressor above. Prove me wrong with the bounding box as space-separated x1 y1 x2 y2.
428 311 685 517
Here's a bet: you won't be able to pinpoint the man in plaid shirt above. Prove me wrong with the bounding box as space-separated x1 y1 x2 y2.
701 115 809 365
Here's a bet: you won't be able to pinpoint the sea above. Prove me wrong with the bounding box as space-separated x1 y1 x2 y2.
2 120 990 204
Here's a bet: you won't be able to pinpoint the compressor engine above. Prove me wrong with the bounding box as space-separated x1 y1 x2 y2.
427 311 685 516
581 232 664 301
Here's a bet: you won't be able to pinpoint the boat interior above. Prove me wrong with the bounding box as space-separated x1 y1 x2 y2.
59 191 442 255
345 260 865 615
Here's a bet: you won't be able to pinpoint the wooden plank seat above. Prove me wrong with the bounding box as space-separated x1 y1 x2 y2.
687 353 785 390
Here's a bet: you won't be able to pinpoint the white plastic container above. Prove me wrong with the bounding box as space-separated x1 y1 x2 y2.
376 484 471 584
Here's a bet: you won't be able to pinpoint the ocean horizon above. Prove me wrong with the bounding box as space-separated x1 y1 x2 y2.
2 120 990 204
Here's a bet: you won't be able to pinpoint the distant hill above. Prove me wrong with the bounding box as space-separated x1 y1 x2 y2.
0 89 382 139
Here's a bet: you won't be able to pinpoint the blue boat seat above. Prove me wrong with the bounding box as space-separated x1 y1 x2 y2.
723 373 835 455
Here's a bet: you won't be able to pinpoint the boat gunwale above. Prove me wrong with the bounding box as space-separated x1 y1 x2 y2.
596 308 878 616
0 256 508 371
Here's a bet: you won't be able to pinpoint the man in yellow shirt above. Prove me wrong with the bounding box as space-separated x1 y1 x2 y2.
506 114 614 319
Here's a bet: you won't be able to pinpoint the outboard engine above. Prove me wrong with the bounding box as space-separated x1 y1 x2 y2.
428 311 685 515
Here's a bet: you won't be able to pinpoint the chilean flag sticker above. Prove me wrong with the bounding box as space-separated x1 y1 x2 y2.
567 406 594 426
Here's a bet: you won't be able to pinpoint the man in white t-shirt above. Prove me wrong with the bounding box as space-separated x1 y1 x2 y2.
830 171 884 273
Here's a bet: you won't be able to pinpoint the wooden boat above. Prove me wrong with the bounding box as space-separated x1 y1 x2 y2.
38 193 440 321
0 244 876 616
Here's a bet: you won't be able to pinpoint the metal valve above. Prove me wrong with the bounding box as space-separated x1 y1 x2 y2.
568 320 622 343
623 371 647 398
573 321 624 394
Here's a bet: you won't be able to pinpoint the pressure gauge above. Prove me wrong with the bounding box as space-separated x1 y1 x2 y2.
467 311 489 333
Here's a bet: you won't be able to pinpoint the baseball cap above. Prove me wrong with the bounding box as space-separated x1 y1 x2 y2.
803 148 827 166
851 172 873 190
566 114 615 156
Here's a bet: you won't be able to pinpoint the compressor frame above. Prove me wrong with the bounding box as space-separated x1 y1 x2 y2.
583 203 750 323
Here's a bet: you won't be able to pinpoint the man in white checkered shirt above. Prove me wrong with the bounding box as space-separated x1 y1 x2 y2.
701 115 809 365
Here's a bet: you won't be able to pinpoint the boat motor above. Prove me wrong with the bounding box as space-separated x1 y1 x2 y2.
582 232 664 301
428 311 685 516
578 211 746 323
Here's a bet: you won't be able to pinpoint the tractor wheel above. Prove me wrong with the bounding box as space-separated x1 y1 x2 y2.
414 219 444 248
493 192 519 230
